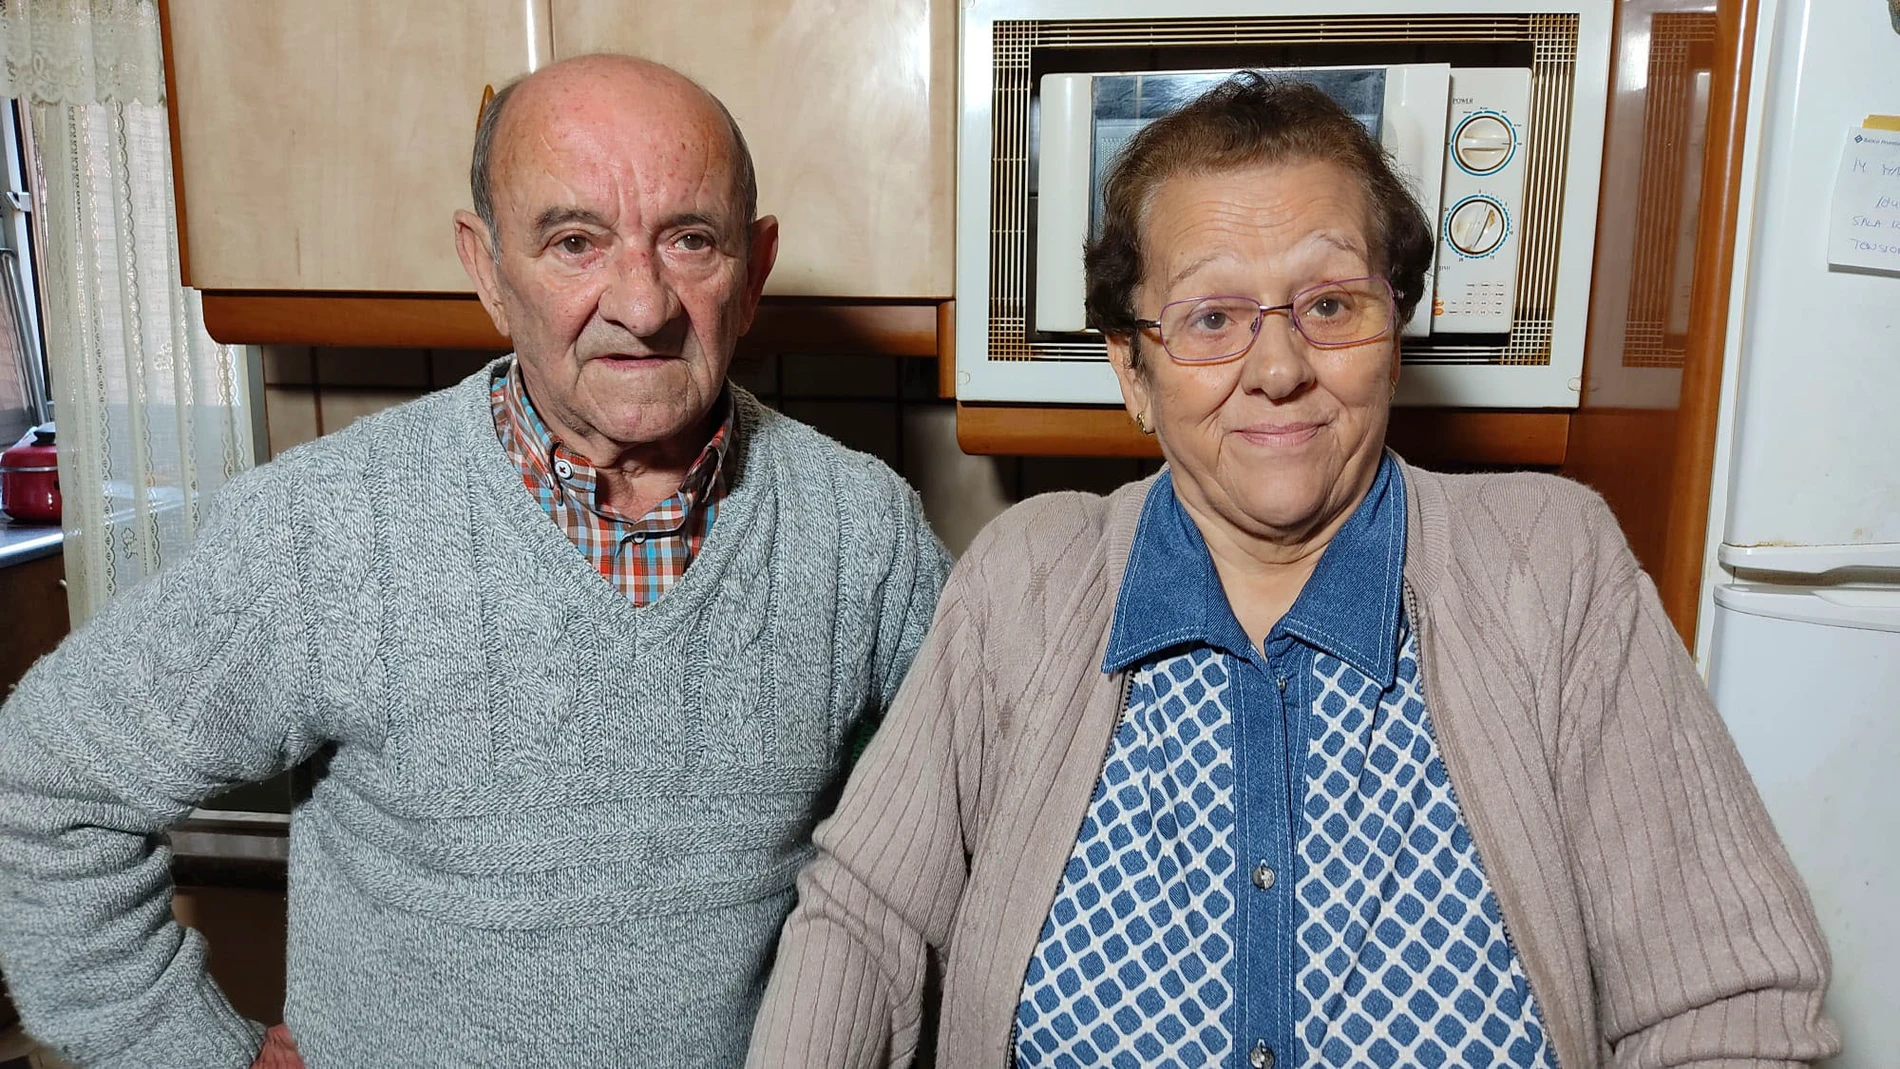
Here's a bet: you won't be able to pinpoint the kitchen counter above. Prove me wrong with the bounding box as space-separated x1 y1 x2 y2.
0 517 60 569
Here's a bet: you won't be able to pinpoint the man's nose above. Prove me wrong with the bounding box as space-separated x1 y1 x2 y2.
596 246 682 339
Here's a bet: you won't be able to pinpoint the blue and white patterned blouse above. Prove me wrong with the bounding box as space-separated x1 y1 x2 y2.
1014 458 1555 1069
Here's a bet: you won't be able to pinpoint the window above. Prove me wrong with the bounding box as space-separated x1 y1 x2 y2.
0 98 47 448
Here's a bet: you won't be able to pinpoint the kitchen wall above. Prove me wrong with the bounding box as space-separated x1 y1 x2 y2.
259 348 1160 554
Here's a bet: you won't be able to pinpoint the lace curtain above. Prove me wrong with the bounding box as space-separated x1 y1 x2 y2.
0 0 254 623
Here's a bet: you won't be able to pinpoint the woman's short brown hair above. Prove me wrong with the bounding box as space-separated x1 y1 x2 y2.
1083 72 1434 345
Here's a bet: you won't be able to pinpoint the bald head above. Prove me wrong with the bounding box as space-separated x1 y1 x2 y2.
451 51 780 466
469 54 758 252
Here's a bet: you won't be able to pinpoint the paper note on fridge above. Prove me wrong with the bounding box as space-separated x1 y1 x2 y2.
1828 125 1900 275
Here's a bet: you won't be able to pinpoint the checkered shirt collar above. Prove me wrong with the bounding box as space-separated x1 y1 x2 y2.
496 359 733 525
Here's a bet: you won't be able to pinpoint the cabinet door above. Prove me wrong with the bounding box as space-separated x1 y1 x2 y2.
165 1 539 292
551 0 955 299
0 552 69 693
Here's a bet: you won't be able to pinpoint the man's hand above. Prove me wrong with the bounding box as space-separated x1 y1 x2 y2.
250 1023 304 1069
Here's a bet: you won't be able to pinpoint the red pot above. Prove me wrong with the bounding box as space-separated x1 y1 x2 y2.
1 424 60 525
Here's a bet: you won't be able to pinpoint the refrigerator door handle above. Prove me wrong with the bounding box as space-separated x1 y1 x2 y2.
1720 542 1900 576
1713 583 1900 632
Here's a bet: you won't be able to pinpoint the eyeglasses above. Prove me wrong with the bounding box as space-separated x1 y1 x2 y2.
1132 276 1398 364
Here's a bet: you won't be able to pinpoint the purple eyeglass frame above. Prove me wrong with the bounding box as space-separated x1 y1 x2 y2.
1131 276 1399 364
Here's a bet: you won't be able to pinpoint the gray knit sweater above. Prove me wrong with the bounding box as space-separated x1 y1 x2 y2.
0 363 952 1068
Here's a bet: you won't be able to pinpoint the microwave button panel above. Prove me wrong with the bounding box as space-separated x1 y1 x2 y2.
1433 68 1533 334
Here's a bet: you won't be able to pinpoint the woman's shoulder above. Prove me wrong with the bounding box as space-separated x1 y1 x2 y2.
970 480 1145 560
1415 467 1619 530
950 479 1152 604
1403 465 1642 600
926 483 1147 683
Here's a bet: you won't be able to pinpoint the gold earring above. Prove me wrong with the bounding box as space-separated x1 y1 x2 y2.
1134 412 1154 435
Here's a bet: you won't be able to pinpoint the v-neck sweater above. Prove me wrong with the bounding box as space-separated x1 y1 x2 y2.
747 461 1839 1069
0 363 951 1068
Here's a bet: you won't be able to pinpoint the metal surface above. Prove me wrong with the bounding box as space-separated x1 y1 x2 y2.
0 249 47 427
0 519 61 568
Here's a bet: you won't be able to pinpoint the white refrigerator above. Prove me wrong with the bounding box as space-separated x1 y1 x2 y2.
1700 0 1900 1065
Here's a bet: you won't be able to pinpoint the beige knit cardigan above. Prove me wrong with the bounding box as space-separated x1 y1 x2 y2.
748 462 1839 1068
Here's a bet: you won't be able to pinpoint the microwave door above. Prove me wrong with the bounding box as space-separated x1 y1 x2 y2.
1032 65 1452 340
1380 64 1453 338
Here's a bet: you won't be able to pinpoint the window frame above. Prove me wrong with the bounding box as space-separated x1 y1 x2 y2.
0 98 50 437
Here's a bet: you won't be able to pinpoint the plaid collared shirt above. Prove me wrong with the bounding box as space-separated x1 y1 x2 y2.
491 361 733 605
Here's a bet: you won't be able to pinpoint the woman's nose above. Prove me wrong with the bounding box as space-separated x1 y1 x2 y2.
1238 312 1316 401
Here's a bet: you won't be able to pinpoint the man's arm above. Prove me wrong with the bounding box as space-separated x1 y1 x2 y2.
749 564 986 1069
0 468 326 1069
867 483 953 713
1558 527 1840 1067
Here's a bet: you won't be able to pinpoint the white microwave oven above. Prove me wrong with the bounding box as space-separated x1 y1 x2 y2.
954 0 1615 409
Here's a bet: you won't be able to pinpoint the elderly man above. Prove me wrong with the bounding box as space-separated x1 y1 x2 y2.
0 54 950 1068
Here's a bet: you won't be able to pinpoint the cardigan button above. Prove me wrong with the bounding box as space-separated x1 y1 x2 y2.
1252 861 1276 890
1249 1039 1275 1068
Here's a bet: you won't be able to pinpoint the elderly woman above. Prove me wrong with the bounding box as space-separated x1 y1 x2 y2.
748 76 1836 1068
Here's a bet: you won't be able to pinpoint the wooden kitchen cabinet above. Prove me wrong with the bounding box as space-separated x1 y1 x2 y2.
162 1 541 292
549 0 957 298
0 551 69 696
162 0 956 303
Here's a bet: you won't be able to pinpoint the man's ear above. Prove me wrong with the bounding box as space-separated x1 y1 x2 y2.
454 209 510 340
734 214 780 336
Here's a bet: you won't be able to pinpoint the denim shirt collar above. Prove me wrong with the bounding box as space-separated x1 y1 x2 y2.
1103 455 1406 687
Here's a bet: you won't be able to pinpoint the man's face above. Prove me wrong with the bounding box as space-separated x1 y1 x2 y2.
457 70 777 455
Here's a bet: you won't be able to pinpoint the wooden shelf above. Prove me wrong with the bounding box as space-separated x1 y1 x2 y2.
204 293 502 349
1389 408 1570 467
958 403 1570 467
957 404 1160 458
201 293 945 357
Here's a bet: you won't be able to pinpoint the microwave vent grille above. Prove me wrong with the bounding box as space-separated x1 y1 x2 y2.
987 13 1579 369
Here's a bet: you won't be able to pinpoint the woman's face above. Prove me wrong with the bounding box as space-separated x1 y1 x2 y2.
1109 158 1399 549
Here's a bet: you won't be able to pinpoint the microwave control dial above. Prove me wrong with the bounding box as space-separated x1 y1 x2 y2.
1452 113 1515 174
1446 196 1509 257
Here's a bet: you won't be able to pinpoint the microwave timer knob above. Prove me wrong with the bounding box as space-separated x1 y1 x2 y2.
1446 196 1509 257
1452 113 1515 174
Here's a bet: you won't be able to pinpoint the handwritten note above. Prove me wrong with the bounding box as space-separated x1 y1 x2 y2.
1829 125 1900 275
